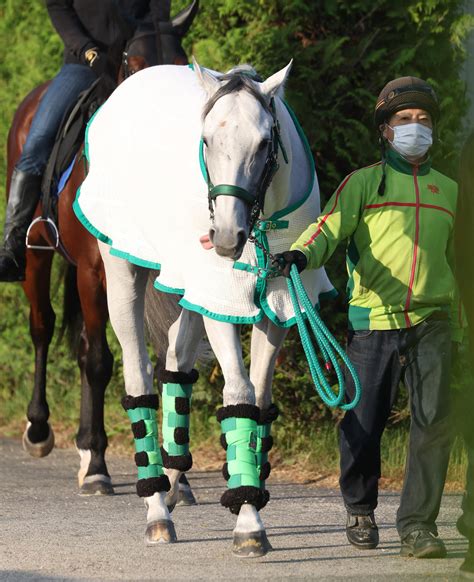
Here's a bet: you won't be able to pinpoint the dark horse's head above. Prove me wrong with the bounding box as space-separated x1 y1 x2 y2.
123 0 199 76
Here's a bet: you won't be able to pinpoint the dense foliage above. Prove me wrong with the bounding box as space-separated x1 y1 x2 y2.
0 1 472 442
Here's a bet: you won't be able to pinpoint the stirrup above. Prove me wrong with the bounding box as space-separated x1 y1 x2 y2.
25 217 59 250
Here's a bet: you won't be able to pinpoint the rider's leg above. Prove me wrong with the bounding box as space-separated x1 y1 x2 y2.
0 64 96 281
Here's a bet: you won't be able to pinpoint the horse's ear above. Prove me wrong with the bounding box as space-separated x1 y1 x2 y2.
171 0 199 37
258 60 293 101
193 57 220 96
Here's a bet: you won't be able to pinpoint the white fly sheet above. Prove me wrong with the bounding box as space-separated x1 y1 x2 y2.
74 64 335 326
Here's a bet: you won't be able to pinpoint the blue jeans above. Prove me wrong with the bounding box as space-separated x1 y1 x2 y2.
339 316 453 538
17 64 97 176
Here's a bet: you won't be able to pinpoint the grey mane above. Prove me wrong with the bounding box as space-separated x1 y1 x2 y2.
202 65 269 119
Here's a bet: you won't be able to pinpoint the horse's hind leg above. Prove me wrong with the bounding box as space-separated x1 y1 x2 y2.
202 318 271 557
160 309 205 509
98 241 176 544
75 259 114 495
21 248 56 457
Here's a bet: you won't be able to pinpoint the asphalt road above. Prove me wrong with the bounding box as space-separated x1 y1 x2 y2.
0 438 468 581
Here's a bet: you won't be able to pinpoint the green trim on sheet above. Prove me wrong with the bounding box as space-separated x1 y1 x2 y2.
153 279 185 296
179 298 264 324
109 248 161 270
73 195 112 245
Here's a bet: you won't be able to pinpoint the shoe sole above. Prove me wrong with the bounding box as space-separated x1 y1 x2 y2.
400 546 447 559
347 538 378 550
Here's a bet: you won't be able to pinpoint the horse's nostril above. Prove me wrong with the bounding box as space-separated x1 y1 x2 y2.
209 228 216 243
236 230 247 249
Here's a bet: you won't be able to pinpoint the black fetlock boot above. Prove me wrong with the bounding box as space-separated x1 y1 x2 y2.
0 168 42 282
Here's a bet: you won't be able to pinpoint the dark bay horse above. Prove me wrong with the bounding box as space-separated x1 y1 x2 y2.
5 1 198 495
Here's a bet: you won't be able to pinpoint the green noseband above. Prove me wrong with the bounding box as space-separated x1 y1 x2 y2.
209 184 255 205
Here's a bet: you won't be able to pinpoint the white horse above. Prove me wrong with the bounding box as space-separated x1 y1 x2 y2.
74 59 334 557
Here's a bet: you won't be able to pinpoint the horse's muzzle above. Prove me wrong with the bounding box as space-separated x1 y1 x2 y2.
209 227 247 260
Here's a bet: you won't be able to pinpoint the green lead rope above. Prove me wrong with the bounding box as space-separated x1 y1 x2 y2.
287 264 361 411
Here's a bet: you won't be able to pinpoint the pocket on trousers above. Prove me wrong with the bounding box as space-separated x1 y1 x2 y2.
350 329 374 339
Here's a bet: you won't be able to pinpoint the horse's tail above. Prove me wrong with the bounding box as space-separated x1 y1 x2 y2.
144 271 213 371
57 262 83 355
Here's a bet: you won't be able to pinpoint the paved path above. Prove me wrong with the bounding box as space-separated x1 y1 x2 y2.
0 438 468 581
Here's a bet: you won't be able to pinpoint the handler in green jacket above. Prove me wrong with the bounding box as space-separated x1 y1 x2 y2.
275 77 460 558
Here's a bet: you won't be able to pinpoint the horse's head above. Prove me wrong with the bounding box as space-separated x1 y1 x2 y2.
123 0 199 78
194 59 292 260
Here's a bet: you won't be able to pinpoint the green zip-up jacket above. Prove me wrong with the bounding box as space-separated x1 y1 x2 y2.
291 148 462 336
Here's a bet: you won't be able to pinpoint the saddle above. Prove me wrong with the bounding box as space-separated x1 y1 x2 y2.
34 75 116 250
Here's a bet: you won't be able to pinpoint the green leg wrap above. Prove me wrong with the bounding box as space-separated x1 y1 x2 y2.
217 404 269 514
256 404 279 489
122 394 170 497
159 369 198 472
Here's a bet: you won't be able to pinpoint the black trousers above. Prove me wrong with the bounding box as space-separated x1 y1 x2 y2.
339 317 453 538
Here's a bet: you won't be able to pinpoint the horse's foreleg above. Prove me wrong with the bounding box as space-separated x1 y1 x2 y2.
248 318 288 510
75 261 114 495
98 241 175 544
203 319 270 557
160 309 204 509
21 248 56 457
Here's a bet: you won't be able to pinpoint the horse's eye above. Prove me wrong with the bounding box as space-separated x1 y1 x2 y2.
258 139 270 152
202 137 208 147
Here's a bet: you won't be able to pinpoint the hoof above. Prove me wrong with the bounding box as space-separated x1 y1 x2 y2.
177 485 198 506
22 422 55 458
232 531 272 558
145 520 177 545
79 476 114 496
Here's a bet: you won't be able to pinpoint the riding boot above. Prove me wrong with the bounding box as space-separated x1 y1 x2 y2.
256 404 279 491
122 393 171 498
218 404 269 514
0 168 42 282
159 369 198 472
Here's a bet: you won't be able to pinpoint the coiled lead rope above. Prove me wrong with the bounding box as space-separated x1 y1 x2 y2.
287 264 361 410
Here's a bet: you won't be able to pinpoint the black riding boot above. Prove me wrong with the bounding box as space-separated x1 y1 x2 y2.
0 168 42 282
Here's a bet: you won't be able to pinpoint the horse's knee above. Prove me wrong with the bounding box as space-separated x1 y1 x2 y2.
29 307 56 346
85 337 114 388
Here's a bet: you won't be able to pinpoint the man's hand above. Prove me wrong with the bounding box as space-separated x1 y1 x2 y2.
272 250 308 278
83 46 106 76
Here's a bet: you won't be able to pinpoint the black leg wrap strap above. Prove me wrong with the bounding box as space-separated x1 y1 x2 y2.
160 446 193 472
174 427 189 445
220 433 228 450
216 404 260 423
260 435 274 453
158 368 199 384
259 403 280 424
122 393 159 411
222 462 230 481
131 420 147 439
221 486 270 515
260 461 271 482
175 397 191 415
136 475 170 497
135 452 149 467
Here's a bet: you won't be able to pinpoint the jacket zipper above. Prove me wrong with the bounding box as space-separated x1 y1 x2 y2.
404 165 420 327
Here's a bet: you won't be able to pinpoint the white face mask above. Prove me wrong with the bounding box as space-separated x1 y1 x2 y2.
388 122 433 159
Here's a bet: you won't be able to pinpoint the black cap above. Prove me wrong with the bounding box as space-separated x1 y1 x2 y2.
374 76 439 126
